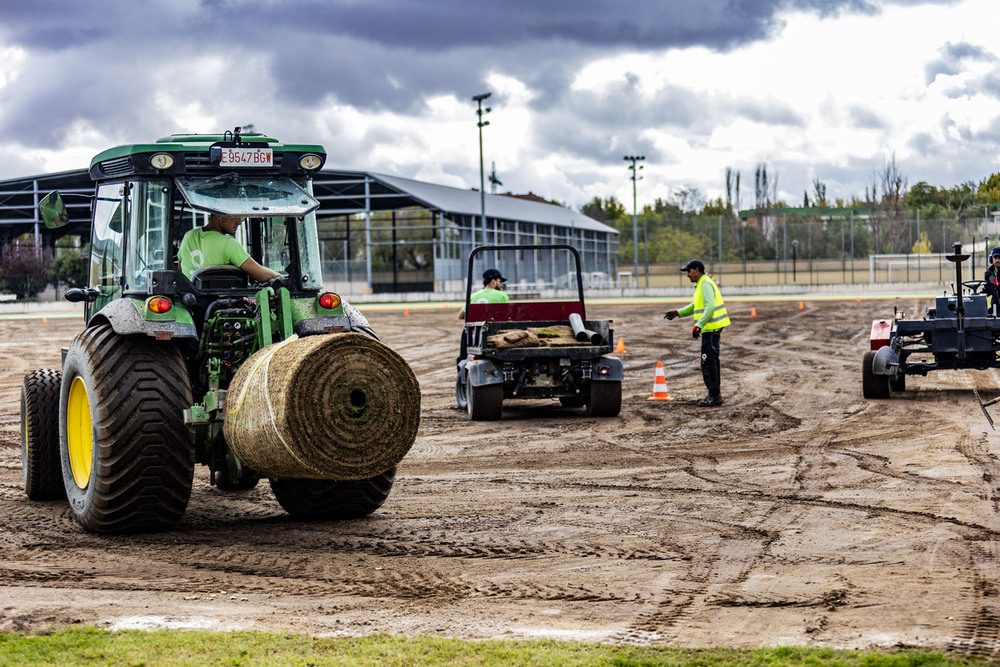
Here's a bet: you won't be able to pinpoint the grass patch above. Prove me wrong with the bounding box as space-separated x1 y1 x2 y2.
0 628 993 666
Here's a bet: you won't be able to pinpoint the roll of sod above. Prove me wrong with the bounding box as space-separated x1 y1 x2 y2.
223 333 420 480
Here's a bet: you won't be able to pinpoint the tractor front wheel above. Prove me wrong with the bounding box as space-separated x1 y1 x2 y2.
59 325 195 533
862 350 890 399
21 368 65 500
269 469 395 520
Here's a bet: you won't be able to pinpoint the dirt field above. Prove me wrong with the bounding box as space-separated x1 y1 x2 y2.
2 299 1000 654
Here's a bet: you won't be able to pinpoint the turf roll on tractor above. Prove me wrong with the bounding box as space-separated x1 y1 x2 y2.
863 241 1000 425
456 244 623 421
20 128 421 533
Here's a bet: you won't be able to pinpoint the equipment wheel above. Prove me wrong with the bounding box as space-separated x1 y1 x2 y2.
269 469 395 520
587 381 622 417
21 368 65 500
862 350 890 399
59 325 195 533
213 469 261 491
468 382 503 421
455 365 468 410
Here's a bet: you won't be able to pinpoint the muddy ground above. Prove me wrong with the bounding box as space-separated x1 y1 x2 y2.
2 299 1000 654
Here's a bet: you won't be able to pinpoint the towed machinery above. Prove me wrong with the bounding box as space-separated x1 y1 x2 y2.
20 129 420 533
863 241 1000 422
456 244 623 421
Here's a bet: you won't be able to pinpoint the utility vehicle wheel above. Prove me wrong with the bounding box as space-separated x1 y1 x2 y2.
587 381 622 417
468 382 503 421
455 366 468 409
21 368 65 500
862 350 890 399
889 373 906 393
269 469 395 520
60 325 195 533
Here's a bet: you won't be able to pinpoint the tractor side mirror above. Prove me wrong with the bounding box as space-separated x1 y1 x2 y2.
39 191 70 229
64 288 100 303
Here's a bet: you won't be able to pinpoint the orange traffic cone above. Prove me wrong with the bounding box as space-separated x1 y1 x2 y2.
647 361 673 401
404 308 409 316
750 307 757 318
799 301 805 310
615 337 626 354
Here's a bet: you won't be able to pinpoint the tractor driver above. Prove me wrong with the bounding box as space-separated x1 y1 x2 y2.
986 246 1000 316
178 213 282 283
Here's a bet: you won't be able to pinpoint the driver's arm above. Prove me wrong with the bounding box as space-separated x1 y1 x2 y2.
239 257 282 283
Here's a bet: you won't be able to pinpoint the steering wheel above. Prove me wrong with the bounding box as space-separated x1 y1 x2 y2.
962 280 986 294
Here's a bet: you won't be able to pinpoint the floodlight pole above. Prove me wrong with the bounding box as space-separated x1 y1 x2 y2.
473 93 492 247
624 155 645 288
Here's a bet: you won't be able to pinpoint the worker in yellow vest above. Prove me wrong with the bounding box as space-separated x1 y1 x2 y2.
664 259 731 406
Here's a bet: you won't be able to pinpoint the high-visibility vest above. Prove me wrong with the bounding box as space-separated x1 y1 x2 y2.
694 275 730 331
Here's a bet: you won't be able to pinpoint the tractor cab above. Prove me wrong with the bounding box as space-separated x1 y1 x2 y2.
39 129 327 328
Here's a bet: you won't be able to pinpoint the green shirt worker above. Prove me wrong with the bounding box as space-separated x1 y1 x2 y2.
664 259 731 407
459 268 510 318
178 214 282 283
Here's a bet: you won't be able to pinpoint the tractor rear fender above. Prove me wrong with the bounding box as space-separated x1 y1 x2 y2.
871 345 899 377
592 355 624 382
89 298 198 340
466 359 504 388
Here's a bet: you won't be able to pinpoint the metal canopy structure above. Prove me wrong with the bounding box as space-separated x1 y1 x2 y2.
0 168 619 293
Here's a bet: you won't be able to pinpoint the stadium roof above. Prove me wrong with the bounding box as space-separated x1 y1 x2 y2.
0 168 617 240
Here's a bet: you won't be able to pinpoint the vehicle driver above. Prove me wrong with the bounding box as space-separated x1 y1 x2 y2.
178 213 282 283
458 268 510 318
986 247 1000 316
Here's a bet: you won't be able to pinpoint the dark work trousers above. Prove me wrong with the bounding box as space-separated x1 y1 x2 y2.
700 330 722 397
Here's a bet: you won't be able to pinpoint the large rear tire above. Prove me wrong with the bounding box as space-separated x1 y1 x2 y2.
59 325 195 533
862 350 890 399
269 469 395 520
468 382 503 421
587 381 622 417
21 368 65 500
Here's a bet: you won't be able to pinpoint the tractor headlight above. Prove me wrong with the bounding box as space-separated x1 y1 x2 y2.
298 154 323 171
149 153 175 170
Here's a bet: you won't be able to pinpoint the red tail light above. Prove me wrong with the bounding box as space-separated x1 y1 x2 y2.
147 297 172 314
318 293 341 310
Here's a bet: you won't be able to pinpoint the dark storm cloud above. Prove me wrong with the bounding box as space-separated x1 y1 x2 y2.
0 0 889 119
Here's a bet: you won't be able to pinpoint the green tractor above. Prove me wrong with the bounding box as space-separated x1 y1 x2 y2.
20 128 418 533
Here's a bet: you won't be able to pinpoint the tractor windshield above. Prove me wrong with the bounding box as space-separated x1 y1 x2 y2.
175 175 319 217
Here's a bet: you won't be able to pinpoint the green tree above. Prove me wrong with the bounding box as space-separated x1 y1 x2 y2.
1 243 52 300
49 245 89 289
580 196 626 224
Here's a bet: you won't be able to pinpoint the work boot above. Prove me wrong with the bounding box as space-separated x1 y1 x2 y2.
697 394 724 407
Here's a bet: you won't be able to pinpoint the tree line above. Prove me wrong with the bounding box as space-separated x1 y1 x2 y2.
581 156 1000 265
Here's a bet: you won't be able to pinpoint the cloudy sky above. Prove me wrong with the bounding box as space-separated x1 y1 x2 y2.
1 0 997 213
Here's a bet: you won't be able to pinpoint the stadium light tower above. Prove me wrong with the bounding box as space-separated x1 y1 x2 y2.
473 92 492 247
624 155 645 286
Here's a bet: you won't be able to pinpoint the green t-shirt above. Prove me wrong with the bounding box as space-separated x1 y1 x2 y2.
470 287 510 304
178 228 251 278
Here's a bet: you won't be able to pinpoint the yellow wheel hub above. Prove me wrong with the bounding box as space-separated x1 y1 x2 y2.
66 376 93 489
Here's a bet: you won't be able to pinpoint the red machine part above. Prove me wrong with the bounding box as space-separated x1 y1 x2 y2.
870 320 892 350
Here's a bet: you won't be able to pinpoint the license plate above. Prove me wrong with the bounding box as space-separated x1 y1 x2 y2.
219 147 273 167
